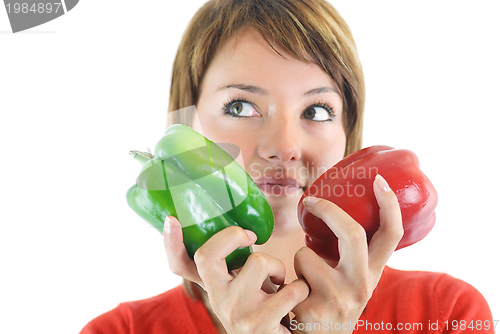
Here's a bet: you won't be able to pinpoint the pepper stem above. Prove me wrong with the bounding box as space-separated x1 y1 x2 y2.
129 150 154 166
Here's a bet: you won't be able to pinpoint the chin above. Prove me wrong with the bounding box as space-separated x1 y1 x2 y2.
267 196 303 235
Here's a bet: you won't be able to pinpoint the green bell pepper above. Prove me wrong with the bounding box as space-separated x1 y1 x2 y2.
126 124 274 270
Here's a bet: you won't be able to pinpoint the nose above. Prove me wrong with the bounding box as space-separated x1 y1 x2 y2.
258 116 302 163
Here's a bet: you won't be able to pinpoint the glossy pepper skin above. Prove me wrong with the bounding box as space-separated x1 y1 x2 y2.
297 145 437 263
126 124 274 270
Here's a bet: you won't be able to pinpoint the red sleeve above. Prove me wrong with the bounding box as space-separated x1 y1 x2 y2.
436 274 495 333
79 286 218 334
80 304 130 334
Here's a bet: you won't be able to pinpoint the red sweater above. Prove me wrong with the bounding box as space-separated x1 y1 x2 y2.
81 267 494 333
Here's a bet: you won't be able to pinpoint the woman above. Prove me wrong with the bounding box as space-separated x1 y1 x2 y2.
82 0 493 333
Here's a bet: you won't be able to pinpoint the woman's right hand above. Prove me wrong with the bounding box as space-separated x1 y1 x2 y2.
163 216 309 334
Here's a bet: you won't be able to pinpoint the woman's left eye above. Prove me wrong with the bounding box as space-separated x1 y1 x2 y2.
302 105 333 122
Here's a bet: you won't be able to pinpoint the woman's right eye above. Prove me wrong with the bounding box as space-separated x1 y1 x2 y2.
224 101 260 117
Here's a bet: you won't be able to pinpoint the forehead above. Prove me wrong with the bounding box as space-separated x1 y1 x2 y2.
202 27 336 92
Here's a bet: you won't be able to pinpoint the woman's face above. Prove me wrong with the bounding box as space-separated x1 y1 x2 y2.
195 28 346 232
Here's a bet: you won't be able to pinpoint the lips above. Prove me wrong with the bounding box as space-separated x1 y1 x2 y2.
254 175 305 196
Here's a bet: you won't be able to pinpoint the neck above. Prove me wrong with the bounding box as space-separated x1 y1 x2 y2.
253 223 306 283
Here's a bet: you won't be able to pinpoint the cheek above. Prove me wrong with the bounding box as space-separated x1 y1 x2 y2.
306 129 346 179
224 133 258 171
195 117 257 170
195 94 260 170
209 132 255 170
327 132 346 166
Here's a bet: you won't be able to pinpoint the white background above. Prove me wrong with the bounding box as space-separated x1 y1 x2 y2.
1 1 499 333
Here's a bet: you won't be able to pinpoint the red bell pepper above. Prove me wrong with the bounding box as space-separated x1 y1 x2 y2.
297 145 437 263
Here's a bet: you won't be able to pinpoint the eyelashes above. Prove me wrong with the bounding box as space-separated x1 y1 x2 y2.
222 97 336 122
222 96 256 118
304 102 335 122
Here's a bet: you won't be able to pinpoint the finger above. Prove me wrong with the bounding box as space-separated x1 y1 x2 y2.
293 246 330 288
233 252 286 293
229 263 280 294
163 216 203 287
276 283 291 329
368 174 404 276
194 226 256 293
302 196 368 276
262 279 310 326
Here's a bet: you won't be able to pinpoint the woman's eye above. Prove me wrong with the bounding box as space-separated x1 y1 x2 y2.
302 106 333 122
225 101 258 117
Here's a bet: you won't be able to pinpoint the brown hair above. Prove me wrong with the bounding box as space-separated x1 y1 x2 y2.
168 0 365 300
168 0 365 156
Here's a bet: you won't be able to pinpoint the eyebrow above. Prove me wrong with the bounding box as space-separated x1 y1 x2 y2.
304 86 340 96
218 84 340 96
218 84 268 95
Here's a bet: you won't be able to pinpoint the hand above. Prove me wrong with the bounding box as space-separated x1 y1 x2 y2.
290 174 404 333
163 219 310 333
162 216 205 288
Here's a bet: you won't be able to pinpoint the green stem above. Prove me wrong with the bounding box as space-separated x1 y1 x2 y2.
129 150 154 166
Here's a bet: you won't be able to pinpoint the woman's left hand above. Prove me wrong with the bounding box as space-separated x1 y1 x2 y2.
290 174 404 333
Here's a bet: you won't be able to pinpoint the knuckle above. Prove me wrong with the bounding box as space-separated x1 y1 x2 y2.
332 291 371 320
193 247 210 266
247 252 269 271
226 225 247 240
285 284 306 302
238 320 256 332
348 224 367 245
295 246 313 262
393 224 405 241
353 277 373 304
354 280 372 305
230 225 244 234
384 219 404 241
354 285 372 304
295 245 308 256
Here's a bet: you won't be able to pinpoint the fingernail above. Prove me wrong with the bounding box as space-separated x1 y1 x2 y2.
163 216 173 235
245 230 257 242
303 196 320 208
375 174 390 192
